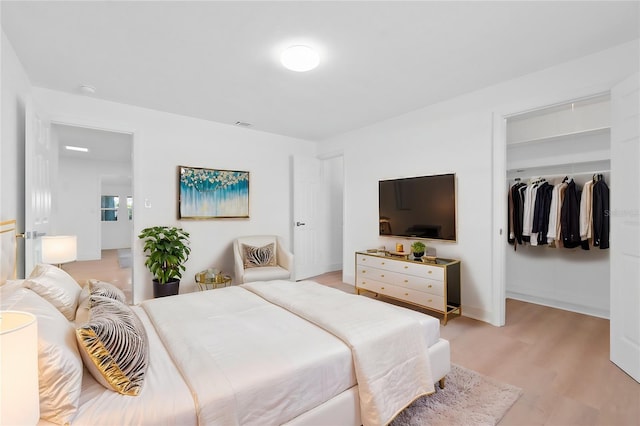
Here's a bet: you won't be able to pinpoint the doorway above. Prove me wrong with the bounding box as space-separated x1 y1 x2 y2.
51 124 133 301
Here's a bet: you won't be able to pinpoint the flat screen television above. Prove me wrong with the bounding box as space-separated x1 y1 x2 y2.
378 173 457 242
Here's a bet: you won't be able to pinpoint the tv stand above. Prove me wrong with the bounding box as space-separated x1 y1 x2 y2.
355 251 461 324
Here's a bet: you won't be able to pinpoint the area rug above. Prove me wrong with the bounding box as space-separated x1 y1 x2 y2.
391 364 522 426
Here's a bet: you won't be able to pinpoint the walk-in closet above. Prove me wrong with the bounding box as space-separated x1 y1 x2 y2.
505 94 611 318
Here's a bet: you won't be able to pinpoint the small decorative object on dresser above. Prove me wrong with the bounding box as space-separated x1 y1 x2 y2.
410 241 426 259
138 226 191 297
355 251 461 324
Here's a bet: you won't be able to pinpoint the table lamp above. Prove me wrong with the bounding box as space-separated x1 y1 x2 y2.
41 235 77 268
0 310 40 425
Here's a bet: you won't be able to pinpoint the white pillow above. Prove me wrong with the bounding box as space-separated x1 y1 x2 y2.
24 264 82 320
1 287 83 424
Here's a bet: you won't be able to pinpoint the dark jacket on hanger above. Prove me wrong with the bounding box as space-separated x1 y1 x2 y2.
592 179 610 249
561 180 584 249
532 182 554 245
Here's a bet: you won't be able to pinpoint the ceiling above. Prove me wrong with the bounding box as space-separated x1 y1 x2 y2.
3 1 638 141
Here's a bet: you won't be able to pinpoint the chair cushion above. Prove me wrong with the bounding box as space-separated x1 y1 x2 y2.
242 243 277 268
242 266 291 283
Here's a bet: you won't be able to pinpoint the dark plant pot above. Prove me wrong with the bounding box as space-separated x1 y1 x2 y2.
412 252 425 259
153 279 180 298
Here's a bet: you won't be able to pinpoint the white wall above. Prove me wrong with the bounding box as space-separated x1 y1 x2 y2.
100 182 133 251
57 155 132 259
33 87 316 303
318 40 639 324
1 30 31 278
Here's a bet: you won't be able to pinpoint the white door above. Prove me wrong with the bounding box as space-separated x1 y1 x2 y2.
24 98 53 275
293 155 323 280
610 73 640 382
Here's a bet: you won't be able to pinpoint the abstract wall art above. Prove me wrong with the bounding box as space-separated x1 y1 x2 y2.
178 166 249 219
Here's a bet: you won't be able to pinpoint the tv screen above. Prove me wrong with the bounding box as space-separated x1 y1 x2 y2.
378 173 457 241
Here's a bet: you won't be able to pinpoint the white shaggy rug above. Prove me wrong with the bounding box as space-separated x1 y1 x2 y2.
391 364 522 426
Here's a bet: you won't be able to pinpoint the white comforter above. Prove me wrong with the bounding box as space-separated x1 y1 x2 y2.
141 285 355 425
243 280 434 426
142 280 434 426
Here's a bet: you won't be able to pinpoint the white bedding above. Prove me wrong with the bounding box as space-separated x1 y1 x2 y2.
141 285 356 425
243 280 434 426
71 306 197 425
5 276 445 426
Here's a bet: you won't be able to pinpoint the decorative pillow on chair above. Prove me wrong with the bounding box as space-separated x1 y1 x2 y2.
24 263 82 321
242 243 277 268
76 295 149 396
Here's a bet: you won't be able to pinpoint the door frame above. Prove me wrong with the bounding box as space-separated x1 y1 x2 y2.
491 84 614 327
45 113 137 270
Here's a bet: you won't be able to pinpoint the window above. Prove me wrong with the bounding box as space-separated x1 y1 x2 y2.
101 196 119 221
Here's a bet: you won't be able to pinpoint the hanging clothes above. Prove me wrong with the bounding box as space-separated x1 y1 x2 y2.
532 181 553 245
592 175 610 249
508 180 526 249
560 180 587 249
580 179 594 246
547 179 568 247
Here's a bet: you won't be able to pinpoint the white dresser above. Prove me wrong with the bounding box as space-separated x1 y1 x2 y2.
355 251 461 324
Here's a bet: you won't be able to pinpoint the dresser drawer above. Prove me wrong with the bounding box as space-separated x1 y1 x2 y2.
357 278 446 313
356 254 444 280
358 266 444 297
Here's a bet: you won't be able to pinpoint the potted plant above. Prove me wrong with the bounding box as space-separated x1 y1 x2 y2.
138 226 191 298
411 241 426 259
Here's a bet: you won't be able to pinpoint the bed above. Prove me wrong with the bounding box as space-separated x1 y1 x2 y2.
0 222 451 426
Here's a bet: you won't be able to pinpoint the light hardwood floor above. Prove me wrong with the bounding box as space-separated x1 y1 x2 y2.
63 260 639 425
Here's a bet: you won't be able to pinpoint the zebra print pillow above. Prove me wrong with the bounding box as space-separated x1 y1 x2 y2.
242 243 277 268
76 280 127 325
88 279 127 303
76 295 149 396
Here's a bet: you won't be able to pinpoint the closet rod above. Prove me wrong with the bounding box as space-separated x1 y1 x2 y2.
511 170 610 181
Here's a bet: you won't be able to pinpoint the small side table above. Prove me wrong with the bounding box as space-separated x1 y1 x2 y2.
195 273 232 291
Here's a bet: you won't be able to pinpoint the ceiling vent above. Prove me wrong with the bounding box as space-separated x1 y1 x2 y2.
235 121 252 127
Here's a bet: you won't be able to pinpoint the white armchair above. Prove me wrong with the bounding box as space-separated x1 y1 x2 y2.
233 235 294 284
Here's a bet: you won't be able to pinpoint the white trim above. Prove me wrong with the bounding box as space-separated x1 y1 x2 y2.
491 83 614 328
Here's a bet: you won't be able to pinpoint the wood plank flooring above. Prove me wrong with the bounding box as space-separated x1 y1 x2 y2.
63 260 639 425
311 270 639 426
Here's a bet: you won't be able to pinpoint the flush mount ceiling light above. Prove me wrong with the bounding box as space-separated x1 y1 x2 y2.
280 45 319 72
65 145 89 153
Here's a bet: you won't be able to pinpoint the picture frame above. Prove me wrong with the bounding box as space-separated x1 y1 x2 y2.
178 166 249 219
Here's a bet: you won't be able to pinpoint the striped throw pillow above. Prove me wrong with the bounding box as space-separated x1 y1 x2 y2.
76 296 149 396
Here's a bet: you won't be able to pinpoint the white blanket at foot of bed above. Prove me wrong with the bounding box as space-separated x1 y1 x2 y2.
243 280 435 426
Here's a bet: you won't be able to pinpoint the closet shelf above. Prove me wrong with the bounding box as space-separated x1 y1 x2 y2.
507 150 610 172
507 126 610 147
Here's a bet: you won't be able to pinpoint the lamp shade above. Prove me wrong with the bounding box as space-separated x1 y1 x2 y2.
1 311 40 425
41 235 77 265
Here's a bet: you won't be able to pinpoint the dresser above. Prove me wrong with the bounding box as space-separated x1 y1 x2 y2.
355 251 461 324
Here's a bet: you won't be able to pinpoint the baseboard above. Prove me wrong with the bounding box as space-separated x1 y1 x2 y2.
506 291 610 319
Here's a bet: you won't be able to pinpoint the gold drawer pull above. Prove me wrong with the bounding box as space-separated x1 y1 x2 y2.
404 279 409 283
428 299 433 302
362 258 366 261
380 274 385 278
381 262 385 265
362 270 366 274
405 293 409 296
381 287 385 290
428 270 432 274
428 284 432 288
404 266 408 269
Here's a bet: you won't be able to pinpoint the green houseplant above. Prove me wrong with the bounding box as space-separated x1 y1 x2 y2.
138 226 191 297
410 241 426 258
